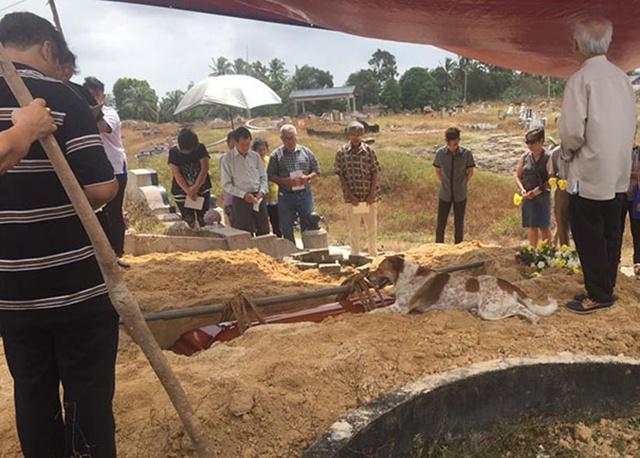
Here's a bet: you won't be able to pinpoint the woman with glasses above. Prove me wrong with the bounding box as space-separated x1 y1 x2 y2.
515 127 553 247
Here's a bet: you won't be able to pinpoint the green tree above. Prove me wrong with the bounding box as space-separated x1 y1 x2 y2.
368 48 398 84
232 58 250 75
267 58 288 92
112 78 159 120
290 65 334 89
209 56 233 76
158 90 185 123
250 61 270 84
380 78 402 112
346 69 380 108
399 67 439 110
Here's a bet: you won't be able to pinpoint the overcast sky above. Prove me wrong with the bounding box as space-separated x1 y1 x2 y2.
3 0 456 97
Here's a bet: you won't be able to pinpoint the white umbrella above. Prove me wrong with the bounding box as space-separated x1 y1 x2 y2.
173 74 281 115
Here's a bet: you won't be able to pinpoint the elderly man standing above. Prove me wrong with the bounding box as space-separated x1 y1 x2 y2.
221 126 269 236
560 17 637 314
334 122 381 255
267 124 320 243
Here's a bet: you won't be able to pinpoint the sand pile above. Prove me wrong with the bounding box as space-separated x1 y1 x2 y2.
1 242 640 457
122 249 339 312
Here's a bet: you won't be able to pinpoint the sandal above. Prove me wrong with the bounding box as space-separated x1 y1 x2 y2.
565 297 614 315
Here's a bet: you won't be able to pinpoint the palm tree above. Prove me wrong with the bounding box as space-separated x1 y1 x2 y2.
267 58 288 91
209 57 233 76
232 58 250 75
121 86 158 121
250 61 269 84
158 90 184 122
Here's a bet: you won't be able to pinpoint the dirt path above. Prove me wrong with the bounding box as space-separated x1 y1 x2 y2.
1 243 639 457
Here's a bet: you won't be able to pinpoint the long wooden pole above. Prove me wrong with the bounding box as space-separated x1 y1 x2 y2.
0 45 213 457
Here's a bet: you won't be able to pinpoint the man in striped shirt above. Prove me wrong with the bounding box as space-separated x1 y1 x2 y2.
0 13 119 458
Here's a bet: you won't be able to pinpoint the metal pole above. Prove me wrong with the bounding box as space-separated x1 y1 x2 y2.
143 284 354 322
463 69 468 105
0 44 213 457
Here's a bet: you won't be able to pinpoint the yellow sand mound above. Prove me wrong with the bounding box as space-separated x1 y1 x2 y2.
1 243 639 457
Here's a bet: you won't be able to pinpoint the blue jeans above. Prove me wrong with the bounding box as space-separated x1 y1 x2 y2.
278 190 314 243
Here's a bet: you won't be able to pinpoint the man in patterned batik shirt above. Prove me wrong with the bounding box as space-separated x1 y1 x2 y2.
334 122 381 255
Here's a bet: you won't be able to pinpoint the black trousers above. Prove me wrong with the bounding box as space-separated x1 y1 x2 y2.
176 193 211 228
102 173 127 257
570 193 624 303
0 296 119 458
267 204 282 237
231 196 270 236
435 199 467 244
620 199 640 264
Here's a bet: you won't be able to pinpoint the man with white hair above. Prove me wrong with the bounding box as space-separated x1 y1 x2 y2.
560 17 637 314
267 124 320 243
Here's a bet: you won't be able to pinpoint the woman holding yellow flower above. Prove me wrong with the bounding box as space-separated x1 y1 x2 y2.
515 127 553 247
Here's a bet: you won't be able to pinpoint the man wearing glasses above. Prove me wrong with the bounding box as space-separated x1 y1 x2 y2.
267 124 320 244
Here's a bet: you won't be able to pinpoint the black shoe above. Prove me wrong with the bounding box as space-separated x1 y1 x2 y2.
117 259 131 269
565 297 614 315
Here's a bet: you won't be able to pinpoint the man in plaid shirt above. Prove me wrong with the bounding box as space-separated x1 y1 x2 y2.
334 122 381 255
267 124 320 243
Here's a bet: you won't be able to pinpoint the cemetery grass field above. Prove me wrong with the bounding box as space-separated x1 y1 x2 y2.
123 111 525 250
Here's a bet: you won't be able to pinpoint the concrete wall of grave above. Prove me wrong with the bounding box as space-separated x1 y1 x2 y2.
125 229 299 260
304 354 640 457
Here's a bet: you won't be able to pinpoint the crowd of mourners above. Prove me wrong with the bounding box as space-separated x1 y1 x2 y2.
0 10 637 458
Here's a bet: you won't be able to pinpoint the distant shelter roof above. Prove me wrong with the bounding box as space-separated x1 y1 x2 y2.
289 86 357 102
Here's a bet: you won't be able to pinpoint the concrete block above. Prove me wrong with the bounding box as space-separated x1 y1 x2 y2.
275 238 299 259
291 251 310 261
253 234 278 258
207 226 253 250
296 262 319 271
294 248 330 264
128 168 159 188
139 186 171 213
318 263 342 275
302 229 329 250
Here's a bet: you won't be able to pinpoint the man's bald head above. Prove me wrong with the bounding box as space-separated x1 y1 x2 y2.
572 17 613 58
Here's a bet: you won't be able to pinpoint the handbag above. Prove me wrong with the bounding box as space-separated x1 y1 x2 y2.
632 185 640 220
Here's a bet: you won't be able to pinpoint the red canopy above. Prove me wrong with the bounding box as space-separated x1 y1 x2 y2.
107 0 640 78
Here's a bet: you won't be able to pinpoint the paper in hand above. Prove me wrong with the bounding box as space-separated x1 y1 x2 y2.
290 170 305 191
185 196 205 210
253 197 263 212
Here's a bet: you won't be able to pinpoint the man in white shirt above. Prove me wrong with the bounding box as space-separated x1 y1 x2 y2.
221 127 269 235
84 77 129 267
560 17 637 313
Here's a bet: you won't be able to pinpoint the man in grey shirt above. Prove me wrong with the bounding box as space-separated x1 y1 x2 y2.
221 127 269 235
433 127 476 243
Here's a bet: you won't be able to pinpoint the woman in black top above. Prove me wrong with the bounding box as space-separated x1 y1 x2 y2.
515 127 553 247
168 128 212 228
